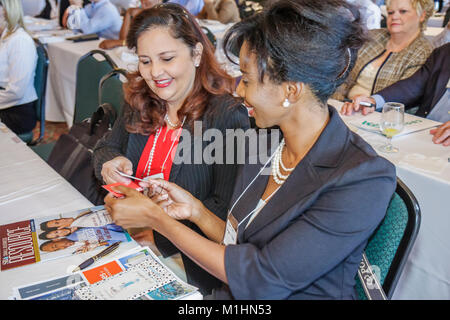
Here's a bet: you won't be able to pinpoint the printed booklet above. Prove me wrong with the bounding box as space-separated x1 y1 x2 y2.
348 111 441 138
12 246 202 300
0 206 132 271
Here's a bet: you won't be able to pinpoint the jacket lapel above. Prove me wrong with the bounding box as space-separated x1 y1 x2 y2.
240 106 350 242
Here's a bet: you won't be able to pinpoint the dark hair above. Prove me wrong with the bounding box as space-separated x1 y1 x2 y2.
124 3 235 135
40 221 54 231
224 0 367 103
38 230 53 240
38 228 71 240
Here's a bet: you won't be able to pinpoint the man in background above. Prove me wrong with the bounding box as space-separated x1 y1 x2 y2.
64 0 122 39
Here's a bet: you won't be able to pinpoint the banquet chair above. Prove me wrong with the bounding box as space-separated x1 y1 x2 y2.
72 50 118 124
98 68 127 115
18 40 49 146
200 26 217 48
356 178 421 300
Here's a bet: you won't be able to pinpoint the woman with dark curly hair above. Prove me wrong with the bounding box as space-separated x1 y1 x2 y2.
104 0 397 299
93 3 249 295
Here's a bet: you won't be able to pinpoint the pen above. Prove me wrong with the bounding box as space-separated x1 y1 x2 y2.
343 98 376 108
116 170 147 183
72 241 121 272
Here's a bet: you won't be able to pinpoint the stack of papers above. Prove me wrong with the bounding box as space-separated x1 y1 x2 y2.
11 247 201 300
2 205 201 300
348 112 441 138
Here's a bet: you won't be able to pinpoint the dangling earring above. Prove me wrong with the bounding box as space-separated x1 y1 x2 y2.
282 98 290 108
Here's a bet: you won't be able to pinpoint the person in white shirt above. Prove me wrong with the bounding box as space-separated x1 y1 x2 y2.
0 0 38 135
347 0 382 29
20 0 46 16
65 0 122 39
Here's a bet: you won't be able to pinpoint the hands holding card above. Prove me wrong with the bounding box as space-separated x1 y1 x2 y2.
103 176 202 230
101 156 134 185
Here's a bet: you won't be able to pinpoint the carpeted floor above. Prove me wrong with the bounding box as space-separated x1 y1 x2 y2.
32 121 68 144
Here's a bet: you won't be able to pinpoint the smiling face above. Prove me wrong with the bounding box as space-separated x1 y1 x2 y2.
46 229 72 239
386 0 424 36
235 41 287 129
137 26 202 110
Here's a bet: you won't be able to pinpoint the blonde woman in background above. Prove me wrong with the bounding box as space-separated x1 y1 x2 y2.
333 0 434 101
0 0 37 135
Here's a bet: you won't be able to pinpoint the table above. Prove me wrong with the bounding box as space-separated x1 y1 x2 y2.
44 39 136 124
328 100 450 300
0 123 187 299
428 15 445 28
424 27 445 42
39 19 239 125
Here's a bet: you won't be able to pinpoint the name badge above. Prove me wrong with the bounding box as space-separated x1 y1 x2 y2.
144 173 165 181
222 212 238 246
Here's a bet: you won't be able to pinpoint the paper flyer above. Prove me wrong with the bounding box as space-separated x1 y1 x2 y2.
349 112 441 138
12 247 201 300
0 206 132 271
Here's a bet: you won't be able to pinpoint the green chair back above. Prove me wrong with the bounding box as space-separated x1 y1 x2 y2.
200 26 217 48
98 68 127 116
356 178 421 300
73 50 117 124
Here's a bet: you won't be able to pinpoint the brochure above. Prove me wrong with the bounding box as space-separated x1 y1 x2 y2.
0 206 132 271
12 247 201 300
348 111 441 138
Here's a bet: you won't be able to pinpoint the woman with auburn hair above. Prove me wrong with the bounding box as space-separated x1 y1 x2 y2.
333 0 434 102
0 0 38 135
93 3 249 295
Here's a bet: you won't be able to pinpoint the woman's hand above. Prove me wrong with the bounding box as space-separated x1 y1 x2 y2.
140 179 203 222
430 121 450 147
101 156 133 184
104 186 166 229
341 95 376 116
99 39 122 50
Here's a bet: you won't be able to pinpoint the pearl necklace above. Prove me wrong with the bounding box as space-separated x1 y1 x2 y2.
145 127 162 177
271 139 295 185
144 116 186 177
165 113 181 128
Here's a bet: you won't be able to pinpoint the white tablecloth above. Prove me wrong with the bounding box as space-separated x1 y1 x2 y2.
42 19 239 125
44 39 136 124
0 123 186 299
424 27 445 42
428 15 445 28
329 100 450 300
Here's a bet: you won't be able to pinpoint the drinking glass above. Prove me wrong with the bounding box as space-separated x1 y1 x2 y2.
378 102 404 153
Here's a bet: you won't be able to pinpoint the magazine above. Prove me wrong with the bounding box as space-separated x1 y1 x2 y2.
348 111 441 138
0 206 132 271
12 247 202 300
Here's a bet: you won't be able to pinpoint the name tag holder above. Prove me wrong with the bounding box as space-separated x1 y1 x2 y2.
222 212 238 246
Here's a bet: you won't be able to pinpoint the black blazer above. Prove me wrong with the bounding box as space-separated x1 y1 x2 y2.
213 106 396 299
93 94 250 294
376 43 450 118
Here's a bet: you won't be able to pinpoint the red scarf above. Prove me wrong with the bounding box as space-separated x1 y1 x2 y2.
135 125 182 181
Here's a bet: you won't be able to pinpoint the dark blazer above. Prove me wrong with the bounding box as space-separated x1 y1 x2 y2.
376 43 450 118
93 94 250 294
213 106 396 299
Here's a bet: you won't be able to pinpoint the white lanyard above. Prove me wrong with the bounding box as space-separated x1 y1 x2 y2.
222 149 277 246
228 149 277 216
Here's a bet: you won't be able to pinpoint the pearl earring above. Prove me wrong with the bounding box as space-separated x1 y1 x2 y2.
282 98 290 108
